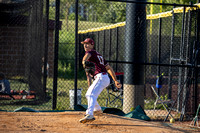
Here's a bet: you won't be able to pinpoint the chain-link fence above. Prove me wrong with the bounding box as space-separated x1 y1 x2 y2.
0 0 200 121
0 0 51 110
78 1 200 121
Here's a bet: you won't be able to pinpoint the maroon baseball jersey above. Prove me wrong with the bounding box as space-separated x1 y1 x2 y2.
85 49 108 76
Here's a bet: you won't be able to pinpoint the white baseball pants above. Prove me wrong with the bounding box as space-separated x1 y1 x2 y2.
85 73 110 116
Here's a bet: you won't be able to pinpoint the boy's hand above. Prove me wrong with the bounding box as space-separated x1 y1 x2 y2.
115 81 122 88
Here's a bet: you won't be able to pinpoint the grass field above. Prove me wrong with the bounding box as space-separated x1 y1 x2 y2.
59 19 112 43
0 77 160 112
0 77 183 122
0 77 109 111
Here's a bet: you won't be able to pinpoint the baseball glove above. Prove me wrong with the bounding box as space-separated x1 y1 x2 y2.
84 61 95 75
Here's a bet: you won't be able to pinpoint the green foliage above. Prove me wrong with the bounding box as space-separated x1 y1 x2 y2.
144 94 169 110
49 6 55 19
68 13 84 21
144 99 155 109
57 60 86 80
49 0 199 23
58 61 73 78
112 2 126 22
102 8 117 23
68 13 76 20
100 3 126 23
80 1 126 23
130 107 135 112
156 94 169 110
161 94 168 101
55 100 68 110
59 31 75 44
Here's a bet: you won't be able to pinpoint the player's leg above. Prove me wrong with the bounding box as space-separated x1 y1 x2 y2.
87 74 110 115
85 94 102 115
94 101 103 115
80 74 109 123
85 97 102 115
94 101 101 111
85 77 102 116
80 78 101 123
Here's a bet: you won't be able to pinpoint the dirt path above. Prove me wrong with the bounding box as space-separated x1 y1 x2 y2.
0 112 199 133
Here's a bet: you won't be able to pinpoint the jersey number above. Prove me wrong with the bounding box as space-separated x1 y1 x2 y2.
97 55 104 65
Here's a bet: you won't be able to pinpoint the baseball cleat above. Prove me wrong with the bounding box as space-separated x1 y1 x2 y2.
94 110 103 116
79 114 95 123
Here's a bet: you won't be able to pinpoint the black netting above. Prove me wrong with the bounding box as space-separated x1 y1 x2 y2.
1 0 200 121
0 0 49 110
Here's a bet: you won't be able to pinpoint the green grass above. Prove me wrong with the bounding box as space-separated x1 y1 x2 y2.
59 20 112 43
0 77 122 111
0 77 164 113
63 20 112 31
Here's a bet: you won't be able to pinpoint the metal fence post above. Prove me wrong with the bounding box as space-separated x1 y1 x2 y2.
116 27 119 72
194 6 200 114
103 30 106 57
43 0 49 99
168 6 176 100
157 18 162 96
74 0 79 108
109 29 112 61
53 0 60 110
177 6 186 111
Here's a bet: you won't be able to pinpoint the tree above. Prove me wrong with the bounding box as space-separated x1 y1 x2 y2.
59 0 100 30
112 2 126 22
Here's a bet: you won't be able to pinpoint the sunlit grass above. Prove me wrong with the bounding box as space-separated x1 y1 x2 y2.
59 19 112 43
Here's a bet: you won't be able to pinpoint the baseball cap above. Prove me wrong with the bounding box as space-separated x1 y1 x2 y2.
81 38 94 45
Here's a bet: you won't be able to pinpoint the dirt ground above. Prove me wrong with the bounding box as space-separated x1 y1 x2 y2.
0 111 199 133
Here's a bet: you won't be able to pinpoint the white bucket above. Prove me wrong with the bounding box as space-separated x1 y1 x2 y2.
69 88 82 109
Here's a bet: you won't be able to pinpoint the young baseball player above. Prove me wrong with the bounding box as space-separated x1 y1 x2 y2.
79 38 122 123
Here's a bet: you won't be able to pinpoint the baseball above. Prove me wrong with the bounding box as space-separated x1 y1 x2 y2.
170 118 175 123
